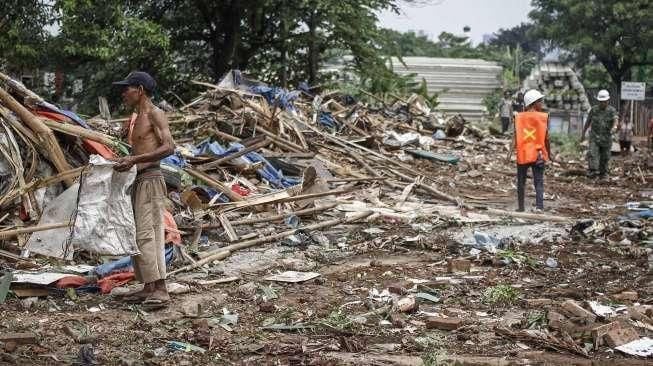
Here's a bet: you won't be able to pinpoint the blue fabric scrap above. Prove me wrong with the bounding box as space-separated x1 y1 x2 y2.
94 246 175 278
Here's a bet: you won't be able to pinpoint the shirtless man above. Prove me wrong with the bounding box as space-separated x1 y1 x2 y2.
112 71 175 308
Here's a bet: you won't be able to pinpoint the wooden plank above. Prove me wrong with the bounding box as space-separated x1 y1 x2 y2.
189 211 373 265
0 332 38 345
213 189 291 210
189 202 338 229
218 214 239 242
12 288 50 298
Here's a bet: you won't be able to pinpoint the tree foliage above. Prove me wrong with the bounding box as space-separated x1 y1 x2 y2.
488 23 543 58
530 0 653 86
51 0 173 112
0 1 54 73
47 0 404 111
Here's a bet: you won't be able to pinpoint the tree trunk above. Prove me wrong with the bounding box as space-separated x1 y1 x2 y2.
211 0 244 82
307 9 319 85
279 0 288 87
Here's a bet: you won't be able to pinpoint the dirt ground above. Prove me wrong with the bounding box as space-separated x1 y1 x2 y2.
1 143 652 366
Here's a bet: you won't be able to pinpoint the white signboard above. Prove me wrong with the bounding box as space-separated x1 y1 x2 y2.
621 82 646 101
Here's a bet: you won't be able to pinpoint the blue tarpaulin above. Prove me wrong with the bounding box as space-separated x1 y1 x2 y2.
249 85 300 112
161 153 186 169
196 140 299 189
318 111 339 130
94 246 175 278
38 101 91 129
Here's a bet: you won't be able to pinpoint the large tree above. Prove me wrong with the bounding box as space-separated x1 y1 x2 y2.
530 0 653 86
52 0 173 112
489 23 543 58
0 0 54 74
139 0 400 85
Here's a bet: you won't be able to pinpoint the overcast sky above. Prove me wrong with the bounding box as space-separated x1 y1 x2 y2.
378 0 533 44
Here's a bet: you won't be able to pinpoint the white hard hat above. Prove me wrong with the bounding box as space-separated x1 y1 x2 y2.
596 89 610 101
523 89 544 107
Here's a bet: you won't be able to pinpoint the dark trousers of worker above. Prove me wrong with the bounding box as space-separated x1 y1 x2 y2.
517 163 544 211
501 117 510 133
588 140 611 177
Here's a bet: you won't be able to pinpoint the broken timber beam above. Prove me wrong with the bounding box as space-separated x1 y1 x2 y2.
188 211 372 266
218 214 239 242
191 203 338 229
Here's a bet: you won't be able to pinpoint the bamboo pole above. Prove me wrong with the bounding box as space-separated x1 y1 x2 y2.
0 87 74 186
0 167 83 208
0 222 71 239
183 167 243 202
168 250 231 276
211 129 241 142
350 152 381 178
40 118 126 149
326 177 387 183
255 125 304 153
484 208 570 223
0 71 44 104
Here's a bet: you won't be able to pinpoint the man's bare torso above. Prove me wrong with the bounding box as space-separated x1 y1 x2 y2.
131 107 164 171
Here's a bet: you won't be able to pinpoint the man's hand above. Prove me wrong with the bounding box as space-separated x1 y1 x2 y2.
113 156 136 172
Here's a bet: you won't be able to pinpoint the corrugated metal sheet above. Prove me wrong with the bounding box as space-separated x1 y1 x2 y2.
323 56 503 121
391 57 502 121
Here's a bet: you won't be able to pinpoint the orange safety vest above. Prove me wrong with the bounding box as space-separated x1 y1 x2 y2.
514 111 549 165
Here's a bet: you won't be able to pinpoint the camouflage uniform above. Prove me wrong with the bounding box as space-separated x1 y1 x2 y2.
586 105 617 177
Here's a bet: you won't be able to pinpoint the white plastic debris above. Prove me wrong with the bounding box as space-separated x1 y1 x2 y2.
588 301 627 318
545 257 558 268
71 155 139 256
470 231 502 253
264 271 320 283
368 288 393 303
615 337 653 357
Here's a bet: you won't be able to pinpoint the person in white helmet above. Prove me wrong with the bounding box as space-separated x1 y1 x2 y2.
581 89 618 179
514 89 551 212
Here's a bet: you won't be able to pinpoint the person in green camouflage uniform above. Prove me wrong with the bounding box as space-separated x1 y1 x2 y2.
581 90 618 178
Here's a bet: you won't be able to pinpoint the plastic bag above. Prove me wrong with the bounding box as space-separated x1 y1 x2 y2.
71 155 139 256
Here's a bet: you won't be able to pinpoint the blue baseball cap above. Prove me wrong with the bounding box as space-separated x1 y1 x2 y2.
112 71 156 93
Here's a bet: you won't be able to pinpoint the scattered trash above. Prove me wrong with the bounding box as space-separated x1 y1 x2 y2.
545 257 558 268
615 337 653 357
264 271 320 283
167 341 206 354
416 292 440 304
0 272 12 303
368 288 394 303
588 301 628 318
470 231 504 254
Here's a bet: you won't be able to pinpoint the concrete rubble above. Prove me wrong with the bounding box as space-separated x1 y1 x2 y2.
0 70 651 364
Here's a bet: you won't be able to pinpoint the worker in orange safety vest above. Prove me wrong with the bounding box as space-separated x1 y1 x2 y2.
514 89 552 212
